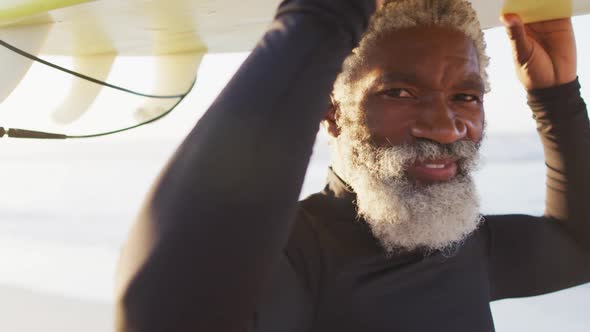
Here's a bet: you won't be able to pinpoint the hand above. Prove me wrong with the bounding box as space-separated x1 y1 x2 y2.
501 14 577 90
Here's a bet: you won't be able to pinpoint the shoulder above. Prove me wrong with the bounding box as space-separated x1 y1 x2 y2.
253 195 328 332
289 192 331 248
275 193 330 293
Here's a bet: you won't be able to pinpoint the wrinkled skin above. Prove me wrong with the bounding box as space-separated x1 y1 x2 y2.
325 13 577 183
326 26 485 184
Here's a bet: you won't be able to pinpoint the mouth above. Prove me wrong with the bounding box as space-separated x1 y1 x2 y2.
406 158 459 184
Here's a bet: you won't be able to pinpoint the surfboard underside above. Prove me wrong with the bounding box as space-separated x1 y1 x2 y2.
0 0 588 57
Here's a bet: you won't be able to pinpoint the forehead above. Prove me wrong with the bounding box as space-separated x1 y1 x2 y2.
362 26 481 87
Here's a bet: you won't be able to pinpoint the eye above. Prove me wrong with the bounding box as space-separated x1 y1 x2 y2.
381 88 414 98
453 93 481 103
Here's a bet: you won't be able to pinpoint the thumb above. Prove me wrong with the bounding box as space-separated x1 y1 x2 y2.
501 14 533 65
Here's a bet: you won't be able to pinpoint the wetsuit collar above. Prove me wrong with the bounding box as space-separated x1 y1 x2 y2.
319 168 360 221
324 167 355 199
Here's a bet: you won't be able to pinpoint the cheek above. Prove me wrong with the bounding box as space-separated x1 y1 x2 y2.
364 102 417 146
462 107 485 142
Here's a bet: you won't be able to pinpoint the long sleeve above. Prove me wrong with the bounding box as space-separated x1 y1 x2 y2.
115 1 375 331
486 79 590 300
530 78 590 247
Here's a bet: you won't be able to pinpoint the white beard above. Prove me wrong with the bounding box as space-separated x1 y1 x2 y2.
331 127 483 254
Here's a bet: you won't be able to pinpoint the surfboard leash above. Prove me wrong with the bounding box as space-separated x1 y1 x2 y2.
0 39 197 139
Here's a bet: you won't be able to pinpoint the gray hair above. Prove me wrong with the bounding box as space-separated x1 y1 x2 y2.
333 0 490 111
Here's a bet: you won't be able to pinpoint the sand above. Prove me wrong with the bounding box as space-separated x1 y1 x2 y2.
0 285 114 332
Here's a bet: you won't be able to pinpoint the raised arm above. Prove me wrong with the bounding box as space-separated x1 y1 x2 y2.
115 1 377 331
487 15 590 300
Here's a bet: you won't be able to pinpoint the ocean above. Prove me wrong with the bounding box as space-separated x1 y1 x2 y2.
0 132 588 331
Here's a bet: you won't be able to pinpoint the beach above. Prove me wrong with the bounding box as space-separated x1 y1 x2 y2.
0 133 589 331
0 285 112 332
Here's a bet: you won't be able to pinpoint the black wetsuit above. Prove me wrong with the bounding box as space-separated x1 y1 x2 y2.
115 1 590 331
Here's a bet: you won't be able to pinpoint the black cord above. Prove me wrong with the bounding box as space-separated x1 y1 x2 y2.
0 39 198 139
0 39 187 99
66 78 195 139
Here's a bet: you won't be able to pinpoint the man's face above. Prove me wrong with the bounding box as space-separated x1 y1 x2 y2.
356 26 485 184
329 26 485 252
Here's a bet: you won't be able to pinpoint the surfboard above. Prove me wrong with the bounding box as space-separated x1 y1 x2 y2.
1 0 589 137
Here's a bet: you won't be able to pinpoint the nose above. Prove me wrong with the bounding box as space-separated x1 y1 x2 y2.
410 95 467 144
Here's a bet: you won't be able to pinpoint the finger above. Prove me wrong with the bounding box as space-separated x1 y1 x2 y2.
501 14 534 65
526 18 573 34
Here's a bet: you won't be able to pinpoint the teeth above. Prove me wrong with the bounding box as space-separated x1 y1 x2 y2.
424 164 445 169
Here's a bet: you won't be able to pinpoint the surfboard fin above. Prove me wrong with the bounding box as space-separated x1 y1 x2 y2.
51 54 116 124
0 24 50 105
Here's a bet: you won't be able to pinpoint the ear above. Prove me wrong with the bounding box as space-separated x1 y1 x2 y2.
323 94 341 138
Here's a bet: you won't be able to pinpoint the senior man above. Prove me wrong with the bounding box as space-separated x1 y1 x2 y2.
116 0 590 331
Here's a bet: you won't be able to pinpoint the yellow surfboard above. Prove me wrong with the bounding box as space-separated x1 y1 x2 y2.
502 0 575 24
0 0 93 24
1 0 588 56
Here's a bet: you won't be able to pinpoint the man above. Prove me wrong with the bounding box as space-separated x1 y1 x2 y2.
115 0 590 331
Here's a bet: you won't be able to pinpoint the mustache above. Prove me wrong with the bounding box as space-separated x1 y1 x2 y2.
372 139 481 178
403 139 479 161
